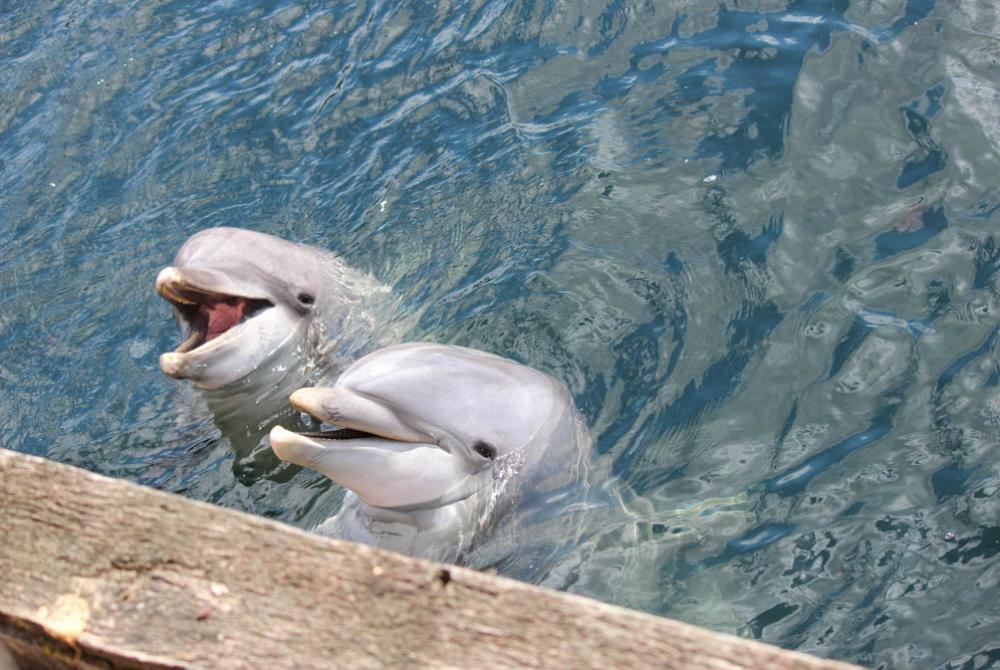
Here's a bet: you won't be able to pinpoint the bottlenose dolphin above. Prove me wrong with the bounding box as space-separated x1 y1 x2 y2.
269 342 591 563
157 227 389 425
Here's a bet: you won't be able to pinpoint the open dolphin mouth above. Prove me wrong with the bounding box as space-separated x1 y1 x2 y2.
157 270 273 353
296 427 383 441
282 386 440 448
269 389 473 510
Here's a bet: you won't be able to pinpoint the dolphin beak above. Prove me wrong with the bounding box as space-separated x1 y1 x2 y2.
289 387 432 446
159 352 185 378
156 266 272 303
269 425 325 467
155 267 194 304
271 386 485 509
268 425 476 509
156 264 278 364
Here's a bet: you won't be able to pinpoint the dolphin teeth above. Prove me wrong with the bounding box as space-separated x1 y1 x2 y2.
176 327 206 354
155 268 191 304
298 428 380 441
159 284 196 305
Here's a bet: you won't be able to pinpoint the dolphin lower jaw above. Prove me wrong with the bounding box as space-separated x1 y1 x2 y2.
160 310 308 390
159 351 197 380
269 426 483 510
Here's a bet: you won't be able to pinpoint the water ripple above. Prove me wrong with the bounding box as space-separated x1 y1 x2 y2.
5 0 1000 667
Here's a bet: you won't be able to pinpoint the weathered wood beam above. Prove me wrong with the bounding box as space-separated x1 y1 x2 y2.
0 448 860 670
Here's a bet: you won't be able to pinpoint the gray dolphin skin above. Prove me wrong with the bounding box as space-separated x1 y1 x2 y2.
156 227 387 411
269 342 591 563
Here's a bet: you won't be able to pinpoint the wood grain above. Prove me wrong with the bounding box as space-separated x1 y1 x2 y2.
0 448 861 670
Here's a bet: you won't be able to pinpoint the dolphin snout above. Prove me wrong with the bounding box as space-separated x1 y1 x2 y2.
160 352 184 378
156 267 190 302
268 425 301 462
289 388 327 416
288 387 432 445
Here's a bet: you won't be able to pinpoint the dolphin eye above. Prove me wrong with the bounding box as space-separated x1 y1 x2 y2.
297 292 315 306
473 441 496 460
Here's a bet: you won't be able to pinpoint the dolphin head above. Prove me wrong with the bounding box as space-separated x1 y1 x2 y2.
156 227 331 390
269 343 575 511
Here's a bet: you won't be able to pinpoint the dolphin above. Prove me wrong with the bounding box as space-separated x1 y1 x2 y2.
268 342 591 563
156 227 389 425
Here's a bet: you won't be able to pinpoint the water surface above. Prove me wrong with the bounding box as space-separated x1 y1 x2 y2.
4 1 1000 667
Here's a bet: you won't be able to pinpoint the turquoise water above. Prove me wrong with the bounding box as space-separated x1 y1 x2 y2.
4 0 1000 666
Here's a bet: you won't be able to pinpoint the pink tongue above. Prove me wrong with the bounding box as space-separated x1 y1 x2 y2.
201 299 247 341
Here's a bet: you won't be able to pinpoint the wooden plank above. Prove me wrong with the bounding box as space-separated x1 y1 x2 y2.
0 448 861 670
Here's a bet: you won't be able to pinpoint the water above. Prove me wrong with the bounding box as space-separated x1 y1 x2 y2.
3 0 999 666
